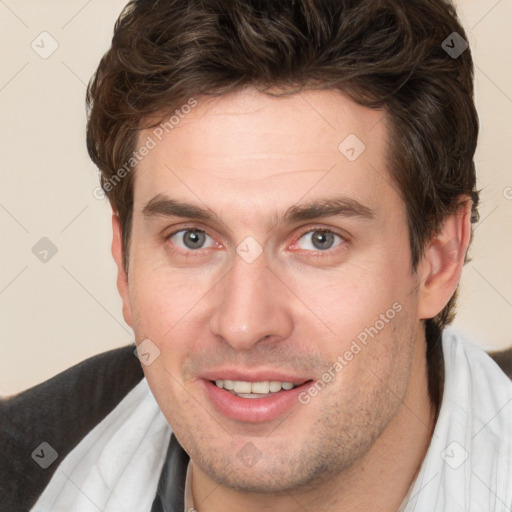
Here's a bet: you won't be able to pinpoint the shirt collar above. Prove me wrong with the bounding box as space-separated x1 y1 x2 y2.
150 433 190 512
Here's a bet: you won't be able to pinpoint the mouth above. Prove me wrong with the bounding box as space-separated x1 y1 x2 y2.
200 375 313 423
213 379 303 398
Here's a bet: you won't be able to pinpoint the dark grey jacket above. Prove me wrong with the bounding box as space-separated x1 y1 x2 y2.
0 346 190 512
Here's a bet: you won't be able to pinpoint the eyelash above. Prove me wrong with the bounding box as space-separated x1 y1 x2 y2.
164 225 348 257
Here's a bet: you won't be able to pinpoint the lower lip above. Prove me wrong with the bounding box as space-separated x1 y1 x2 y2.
201 380 312 423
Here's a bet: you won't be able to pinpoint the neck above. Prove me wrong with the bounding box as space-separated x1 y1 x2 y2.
191 333 437 512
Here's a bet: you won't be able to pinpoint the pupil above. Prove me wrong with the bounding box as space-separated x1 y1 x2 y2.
184 230 205 249
313 231 333 250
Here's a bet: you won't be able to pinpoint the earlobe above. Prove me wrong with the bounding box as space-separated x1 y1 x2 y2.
111 213 133 327
417 197 473 320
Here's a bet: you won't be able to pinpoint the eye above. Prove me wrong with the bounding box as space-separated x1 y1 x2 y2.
295 229 345 252
167 229 216 251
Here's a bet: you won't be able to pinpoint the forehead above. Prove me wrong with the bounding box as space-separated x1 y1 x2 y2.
132 87 399 222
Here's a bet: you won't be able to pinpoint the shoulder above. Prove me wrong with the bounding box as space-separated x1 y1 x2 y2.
405 329 512 509
489 347 512 379
442 327 512 412
0 345 144 512
440 328 512 505
442 327 512 387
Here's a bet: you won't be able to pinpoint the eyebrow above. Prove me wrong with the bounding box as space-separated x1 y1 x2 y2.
142 194 375 228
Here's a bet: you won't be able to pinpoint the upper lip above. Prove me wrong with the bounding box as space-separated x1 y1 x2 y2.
199 368 312 385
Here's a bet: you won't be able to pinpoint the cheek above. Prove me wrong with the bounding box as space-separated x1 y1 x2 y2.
279 254 414 348
127 263 220 387
128 277 171 339
128 259 205 335
316 297 418 429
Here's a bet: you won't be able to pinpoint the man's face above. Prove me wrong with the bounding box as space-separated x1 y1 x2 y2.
119 88 426 492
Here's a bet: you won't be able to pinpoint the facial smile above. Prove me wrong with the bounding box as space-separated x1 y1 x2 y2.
214 379 299 396
198 370 313 423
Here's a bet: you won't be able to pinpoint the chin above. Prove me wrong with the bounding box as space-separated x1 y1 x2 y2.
190 437 340 496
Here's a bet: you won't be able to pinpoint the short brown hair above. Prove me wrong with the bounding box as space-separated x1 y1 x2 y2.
86 0 480 407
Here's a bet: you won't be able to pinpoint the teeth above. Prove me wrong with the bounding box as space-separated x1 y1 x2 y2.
223 380 235 390
233 381 252 394
269 381 282 392
251 381 270 394
214 379 296 395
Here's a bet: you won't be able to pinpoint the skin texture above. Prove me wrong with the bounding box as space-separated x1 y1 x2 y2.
112 87 472 512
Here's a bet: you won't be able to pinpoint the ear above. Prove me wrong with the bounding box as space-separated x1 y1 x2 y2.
112 212 133 328
417 197 473 320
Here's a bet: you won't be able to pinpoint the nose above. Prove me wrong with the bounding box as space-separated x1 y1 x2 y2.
208 249 294 351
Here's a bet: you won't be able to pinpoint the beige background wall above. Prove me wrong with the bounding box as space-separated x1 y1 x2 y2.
1 0 511 396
